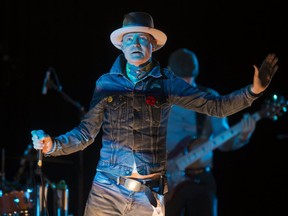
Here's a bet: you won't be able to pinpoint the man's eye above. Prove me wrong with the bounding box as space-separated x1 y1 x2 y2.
124 37 132 42
140 37 148 41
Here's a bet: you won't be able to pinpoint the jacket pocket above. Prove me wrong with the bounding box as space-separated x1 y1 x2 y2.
105 95 127 123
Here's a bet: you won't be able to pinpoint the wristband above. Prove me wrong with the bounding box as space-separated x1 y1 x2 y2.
248 85 263 97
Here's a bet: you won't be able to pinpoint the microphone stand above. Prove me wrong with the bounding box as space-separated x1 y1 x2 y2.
34 162 48 216
14 143 33 183
46 79 85 216
47 80 86 118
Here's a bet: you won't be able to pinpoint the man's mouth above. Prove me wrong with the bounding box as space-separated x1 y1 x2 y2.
131 51 141 54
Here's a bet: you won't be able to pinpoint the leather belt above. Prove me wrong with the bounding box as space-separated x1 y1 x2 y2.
101 172 159 207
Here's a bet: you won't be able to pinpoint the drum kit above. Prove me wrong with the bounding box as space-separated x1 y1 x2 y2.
0 187 33 215
1 146 70 216
1 146 34 216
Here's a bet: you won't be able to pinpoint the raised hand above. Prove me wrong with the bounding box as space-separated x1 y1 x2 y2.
251 53 278 94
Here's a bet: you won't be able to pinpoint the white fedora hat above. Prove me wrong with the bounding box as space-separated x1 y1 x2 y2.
110 12 167 52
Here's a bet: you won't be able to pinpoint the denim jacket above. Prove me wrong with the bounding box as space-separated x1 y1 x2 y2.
48 54 259 177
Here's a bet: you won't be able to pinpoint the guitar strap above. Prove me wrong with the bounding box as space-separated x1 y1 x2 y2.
196 112 206 138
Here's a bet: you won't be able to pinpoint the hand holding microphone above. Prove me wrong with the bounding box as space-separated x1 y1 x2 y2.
31 130 53 167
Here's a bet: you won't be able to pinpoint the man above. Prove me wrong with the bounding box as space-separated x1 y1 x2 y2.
31 12 278 216
165 48 256 216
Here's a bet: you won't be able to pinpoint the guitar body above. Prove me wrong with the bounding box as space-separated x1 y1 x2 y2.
166 138 209 202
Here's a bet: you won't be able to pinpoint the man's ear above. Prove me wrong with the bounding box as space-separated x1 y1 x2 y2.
152 40 157 50
120 43 124 51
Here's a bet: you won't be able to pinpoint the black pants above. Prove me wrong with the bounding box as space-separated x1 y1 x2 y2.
165 172 217 216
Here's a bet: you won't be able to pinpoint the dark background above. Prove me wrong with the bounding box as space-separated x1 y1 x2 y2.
1 0 287 216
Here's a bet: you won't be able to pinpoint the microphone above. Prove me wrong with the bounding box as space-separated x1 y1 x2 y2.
37 149 43 168
34 129 45 168
42 69 51 95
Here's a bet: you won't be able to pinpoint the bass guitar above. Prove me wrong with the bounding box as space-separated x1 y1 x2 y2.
166 95 287 200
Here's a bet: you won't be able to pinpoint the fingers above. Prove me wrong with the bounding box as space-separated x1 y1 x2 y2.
241 114 256 132
239 114 256 141
31 129 47 150
265 53 278 77
266 53 278 65
253 65 259 77
31 129 46 139
264 53 278 74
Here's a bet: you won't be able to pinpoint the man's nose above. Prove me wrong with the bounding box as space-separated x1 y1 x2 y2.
132 37 141 45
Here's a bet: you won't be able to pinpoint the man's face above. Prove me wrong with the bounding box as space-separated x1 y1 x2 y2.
121 32 155 66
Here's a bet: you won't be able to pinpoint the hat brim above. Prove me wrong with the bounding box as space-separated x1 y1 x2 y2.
110 26 167 52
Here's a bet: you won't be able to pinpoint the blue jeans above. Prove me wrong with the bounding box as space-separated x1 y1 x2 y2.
83 172 165 216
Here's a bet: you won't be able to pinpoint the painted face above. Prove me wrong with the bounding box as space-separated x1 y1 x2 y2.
121 32 155 66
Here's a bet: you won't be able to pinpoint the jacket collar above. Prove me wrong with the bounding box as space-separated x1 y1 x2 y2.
109 54 163 79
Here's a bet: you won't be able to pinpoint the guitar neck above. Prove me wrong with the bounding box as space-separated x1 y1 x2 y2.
175 112 261 170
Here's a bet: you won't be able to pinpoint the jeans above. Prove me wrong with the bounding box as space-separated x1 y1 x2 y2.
83 172 165 216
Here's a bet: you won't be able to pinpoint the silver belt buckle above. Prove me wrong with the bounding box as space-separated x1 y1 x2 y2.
124 178 142 192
